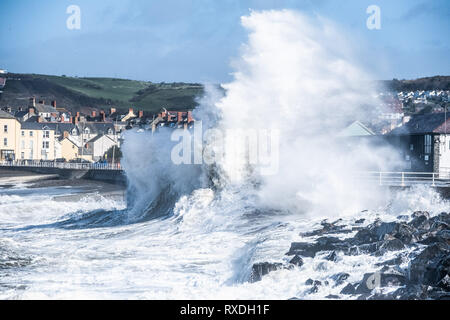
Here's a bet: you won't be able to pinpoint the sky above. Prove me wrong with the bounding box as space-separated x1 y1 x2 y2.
0 0 449 83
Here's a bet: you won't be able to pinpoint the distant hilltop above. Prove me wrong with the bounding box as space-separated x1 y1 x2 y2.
0 72 448 114
0 73 204 114
381 76 450 92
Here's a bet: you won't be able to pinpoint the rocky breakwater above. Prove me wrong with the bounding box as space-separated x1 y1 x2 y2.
249 211 450 300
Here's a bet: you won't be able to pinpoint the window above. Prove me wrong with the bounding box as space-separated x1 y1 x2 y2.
43 131 50 138
21 141 25 149
29 141 33 148
42 141 49 149
21 131 25 137
3 125 7 133
424 135 432 154
21 152 24 159
410 144 414 151
30 131 33 137
3 138 7 146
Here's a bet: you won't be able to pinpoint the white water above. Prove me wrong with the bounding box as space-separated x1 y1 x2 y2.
0 10 448 299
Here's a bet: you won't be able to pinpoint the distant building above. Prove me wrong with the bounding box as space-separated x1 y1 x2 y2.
0 109 20 160
386 113 450 175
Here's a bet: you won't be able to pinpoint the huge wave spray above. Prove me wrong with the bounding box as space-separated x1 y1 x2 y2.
123 10 399 221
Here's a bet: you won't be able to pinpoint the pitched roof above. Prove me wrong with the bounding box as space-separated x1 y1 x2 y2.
388 113 450 135
87 134 115 143
34 103 57 114
0 109 15 119
339 121 375 137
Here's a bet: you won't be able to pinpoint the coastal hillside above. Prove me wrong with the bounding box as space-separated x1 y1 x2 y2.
382 76 450 91
0 73 204 113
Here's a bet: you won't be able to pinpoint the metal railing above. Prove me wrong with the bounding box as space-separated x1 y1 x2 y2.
355 171 450 187
0 160 121 171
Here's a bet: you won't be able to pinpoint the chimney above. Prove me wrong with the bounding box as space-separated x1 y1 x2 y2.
28 107 35 115
51 100 56 108
91 110 97 118
29 97 36 107
187 111 194 123
63 131 69 139
167 113 172 121
139 110 143 118
129 108 133 114
110 107 116 115
37 116 42 123
100 110 106 122
177 112 182 123
19 107 23 111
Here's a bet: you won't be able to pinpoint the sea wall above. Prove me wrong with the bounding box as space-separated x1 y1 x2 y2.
0 166 126 185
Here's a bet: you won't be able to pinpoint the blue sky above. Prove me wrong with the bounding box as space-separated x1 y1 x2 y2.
0 0 449 82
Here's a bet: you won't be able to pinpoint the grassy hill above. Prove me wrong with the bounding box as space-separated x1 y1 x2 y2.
0 73 204 114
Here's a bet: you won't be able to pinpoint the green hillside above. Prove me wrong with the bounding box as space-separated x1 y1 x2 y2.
0 73 204 114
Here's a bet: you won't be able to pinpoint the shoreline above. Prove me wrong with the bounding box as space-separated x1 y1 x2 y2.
0 169 126 202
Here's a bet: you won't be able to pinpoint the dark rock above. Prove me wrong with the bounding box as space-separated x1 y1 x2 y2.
411 211 430 219
340 283 356 295
437 274 450 291
286 242 316 257
300 220 351 237
249 262 283 282
410 215 429 230
325 294 340 299
375 256 404 267
378 238 405 252
306 280 322 294
286 236 345 257
289 255 304 267
408 243 449 286
389 285 429 300
355 218 365 224
331 272 350 286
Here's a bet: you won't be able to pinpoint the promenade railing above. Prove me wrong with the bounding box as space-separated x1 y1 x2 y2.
354 171 450 187
0 160 121 171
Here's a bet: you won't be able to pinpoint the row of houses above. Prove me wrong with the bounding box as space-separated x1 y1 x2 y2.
0 109 119 162
0 94 196 162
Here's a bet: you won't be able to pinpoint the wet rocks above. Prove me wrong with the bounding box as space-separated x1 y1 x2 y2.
301 219 352 237
289 255 304 267
286 236 345 257
283 210 450 299
340 283 356 295
249 262 283 283
408 243 449 286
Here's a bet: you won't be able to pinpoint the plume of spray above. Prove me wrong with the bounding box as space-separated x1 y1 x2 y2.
210 10 403 218
120 9 405 222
